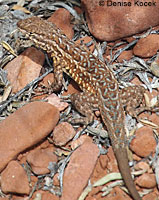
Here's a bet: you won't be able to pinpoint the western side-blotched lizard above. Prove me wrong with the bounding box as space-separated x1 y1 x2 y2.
17 16 145 200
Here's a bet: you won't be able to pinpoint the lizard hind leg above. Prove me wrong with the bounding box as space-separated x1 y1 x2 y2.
121 85 159 119
69 92 98 125
120 85 146 118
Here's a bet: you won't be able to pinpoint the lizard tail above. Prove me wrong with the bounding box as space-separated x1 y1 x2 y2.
98 87 141 199
114 147 141 200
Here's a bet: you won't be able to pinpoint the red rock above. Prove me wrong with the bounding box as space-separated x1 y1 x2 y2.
74 6 83 15
62 79 81 96
131 77 143 85
40 73 54 88
71 135 92 150
149 113 159 132
117 50 133 62
41 191 59 200
143 192 159 200
26 147 57 175
86 196 100 200
133 35 159 58
125 36 136 43
38 140 52 149
81 0 159 41
4 47 44 93
53 173 60 186
0 102 59 172
75 36 95 53
61 141 99 200
17 153 27 167
52 122 76 146
48 8 74 39
99 154 108 170
130 126 156 157
1 161 30 194
46 93 68 112
30 175 38 186
109 187 131 200
91 154 108 183
9 196 27 200
150 58 159 77
132 154 141 162
134 161 150 172
136 173 156 188
32 191 59 200
107 147 118 172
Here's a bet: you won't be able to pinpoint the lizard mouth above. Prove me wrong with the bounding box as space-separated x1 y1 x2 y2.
18 28 38 44
18 28 30 38
18 27 53 53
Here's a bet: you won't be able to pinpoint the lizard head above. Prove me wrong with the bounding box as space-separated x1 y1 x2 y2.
17 16 63 53
17 16 62 41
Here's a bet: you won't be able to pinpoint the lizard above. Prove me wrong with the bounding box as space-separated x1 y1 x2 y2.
17 16 145 200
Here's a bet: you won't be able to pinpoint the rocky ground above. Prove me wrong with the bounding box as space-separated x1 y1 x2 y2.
0 0 159 200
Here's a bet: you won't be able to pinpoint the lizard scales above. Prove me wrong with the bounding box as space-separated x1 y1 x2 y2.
17 16 141 200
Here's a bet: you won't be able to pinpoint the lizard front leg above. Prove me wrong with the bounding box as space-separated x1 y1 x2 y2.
51 56 67 91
